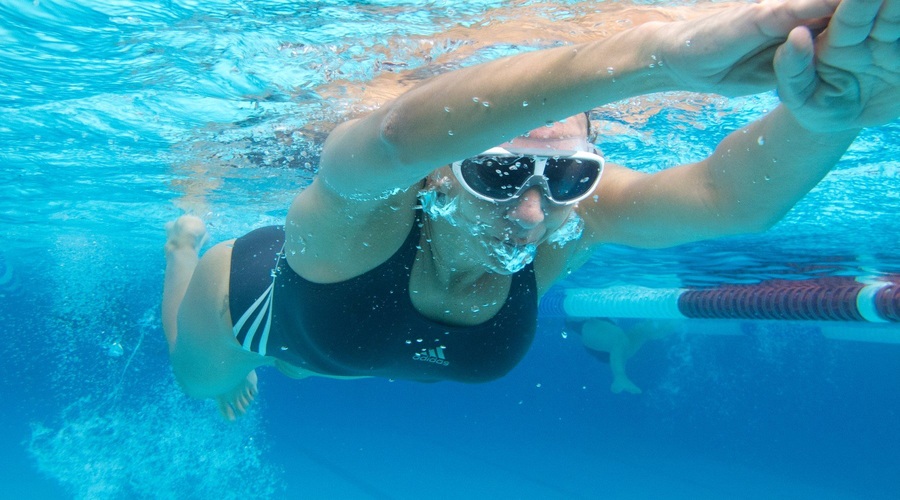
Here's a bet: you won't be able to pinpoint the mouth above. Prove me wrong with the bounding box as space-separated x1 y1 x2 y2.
494 234 541 248
484 237 538 274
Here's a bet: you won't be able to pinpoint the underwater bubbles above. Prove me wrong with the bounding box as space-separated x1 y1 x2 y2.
486 240 537 274
106 342 124 358
28 379 280 499
547 212 585 247
418 185 460 223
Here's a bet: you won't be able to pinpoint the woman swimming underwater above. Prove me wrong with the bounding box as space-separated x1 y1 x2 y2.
163 0 900 419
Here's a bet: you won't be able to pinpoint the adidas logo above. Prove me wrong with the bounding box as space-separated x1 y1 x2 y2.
412 345 450 366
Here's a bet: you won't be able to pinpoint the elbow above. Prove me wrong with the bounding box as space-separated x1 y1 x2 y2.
379 105 402 147
377 105 413 168
377 102 443 173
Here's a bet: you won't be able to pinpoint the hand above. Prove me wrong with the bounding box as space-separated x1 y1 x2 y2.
775 0 900 132
660 0 840 96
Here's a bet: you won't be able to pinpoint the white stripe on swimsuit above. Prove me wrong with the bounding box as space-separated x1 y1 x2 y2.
232 243 285 357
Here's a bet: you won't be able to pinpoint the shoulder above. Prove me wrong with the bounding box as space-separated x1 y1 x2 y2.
284 177 422 283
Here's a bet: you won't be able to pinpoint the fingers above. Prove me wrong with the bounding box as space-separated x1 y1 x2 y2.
794 0 844 18
871 0 900 42
759 0 840 35
827 0 884 47
786 0 843 23
775 27 818 107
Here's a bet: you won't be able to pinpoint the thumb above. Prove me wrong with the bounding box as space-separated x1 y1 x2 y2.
774 26 817 109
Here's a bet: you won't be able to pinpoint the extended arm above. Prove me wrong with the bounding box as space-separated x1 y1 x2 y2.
317 0 843 199
583 0 898 248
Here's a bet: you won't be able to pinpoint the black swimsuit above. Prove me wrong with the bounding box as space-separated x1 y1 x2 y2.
228 210 538 383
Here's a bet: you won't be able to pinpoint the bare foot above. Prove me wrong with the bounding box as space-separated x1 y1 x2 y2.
165 215 208 255
215 370 259 421
611 377 642 395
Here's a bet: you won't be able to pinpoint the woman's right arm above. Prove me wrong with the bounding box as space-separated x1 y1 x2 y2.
315 0 841 199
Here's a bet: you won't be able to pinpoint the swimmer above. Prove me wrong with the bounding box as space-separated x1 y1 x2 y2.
162 0 900 419
567 319 679 394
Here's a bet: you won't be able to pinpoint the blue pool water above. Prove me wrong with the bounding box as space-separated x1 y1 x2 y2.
2 0 899 498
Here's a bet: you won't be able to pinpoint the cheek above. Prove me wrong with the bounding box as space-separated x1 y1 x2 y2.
545 207 575 228
538 200 566 216
546 209 585 246
458 193 500 221
449 196 497 237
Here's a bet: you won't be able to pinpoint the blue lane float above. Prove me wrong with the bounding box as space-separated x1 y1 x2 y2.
540 277 900 323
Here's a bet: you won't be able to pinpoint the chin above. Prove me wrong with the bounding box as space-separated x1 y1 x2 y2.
485 261 516 276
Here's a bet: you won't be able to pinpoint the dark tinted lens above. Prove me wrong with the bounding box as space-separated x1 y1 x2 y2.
460 156 535 199
544 158 601 201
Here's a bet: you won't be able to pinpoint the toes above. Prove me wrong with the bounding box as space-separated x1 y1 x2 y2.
217 398 237 421
215 390 257 421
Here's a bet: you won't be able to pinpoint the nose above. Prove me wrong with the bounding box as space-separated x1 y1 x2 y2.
506 186 547 230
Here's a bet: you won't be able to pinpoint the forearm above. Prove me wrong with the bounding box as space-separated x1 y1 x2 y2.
587 105 858 249
707 104 859 231
592 0 893 248
379 23 672 167
321 22 674 195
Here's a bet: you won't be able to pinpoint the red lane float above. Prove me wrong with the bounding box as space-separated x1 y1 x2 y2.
540 277 900 323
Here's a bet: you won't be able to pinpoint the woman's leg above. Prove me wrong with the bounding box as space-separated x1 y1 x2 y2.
162 215 269 420
162 215 208 349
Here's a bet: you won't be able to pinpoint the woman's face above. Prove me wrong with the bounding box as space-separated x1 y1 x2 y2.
426 115 592 274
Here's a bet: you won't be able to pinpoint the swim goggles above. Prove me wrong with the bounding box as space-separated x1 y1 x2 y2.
451 147 604 205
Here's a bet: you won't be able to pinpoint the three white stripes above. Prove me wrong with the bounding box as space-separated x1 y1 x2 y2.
232 244 284 357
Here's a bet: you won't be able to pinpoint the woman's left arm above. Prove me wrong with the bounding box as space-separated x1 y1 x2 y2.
580 0 898 249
